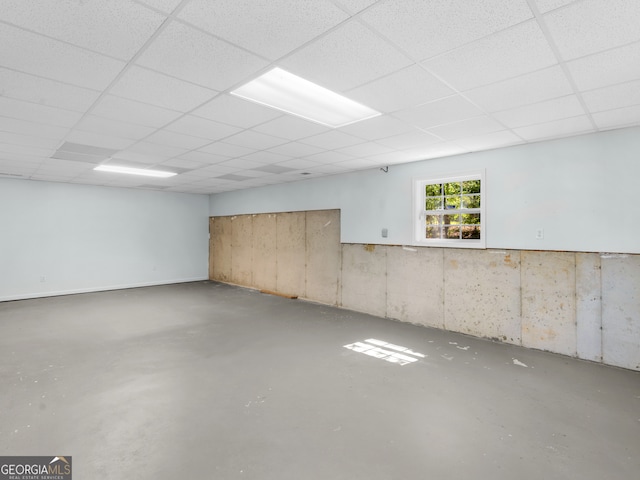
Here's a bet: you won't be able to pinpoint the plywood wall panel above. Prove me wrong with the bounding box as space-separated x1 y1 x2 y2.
602 255 640 370
522 251 577 356
386 246 444 328
276 211 306 297
230 215 253 286
306 210 341 305
444 249 521 344
252 213 277 291
576 253 602 362
210 216 232 282
341 244 387 317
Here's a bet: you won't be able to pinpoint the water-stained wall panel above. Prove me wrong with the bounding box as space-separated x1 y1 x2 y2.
602 255 640 370
386 246 444 328
230 215 253 286
210 216 232 282
522 251 577 356
444 249 521 344
341 244 387 317
306 210 341 305
276 211 306 297
576 253 602 362
251 213 277 291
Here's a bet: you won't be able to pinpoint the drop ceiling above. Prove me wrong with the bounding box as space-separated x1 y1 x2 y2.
1 0 639 194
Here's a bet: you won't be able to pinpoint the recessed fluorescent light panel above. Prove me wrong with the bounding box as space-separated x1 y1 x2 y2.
231 67 381 128
94 165 177 178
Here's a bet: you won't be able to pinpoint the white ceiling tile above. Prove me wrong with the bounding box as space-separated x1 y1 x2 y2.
0 23 125 90
158 158 207 170
176 150 230 165
533 0 577 13
0 117 70 140
361 0 533 60
376 130 441 149
493 95 586 128
335 141 394 158
398 142 469 162
179 0 348 60
567 42 640 91
239 151 292 165
91 95 182 128
0 131 60 150
281 20 413 92
337 0 378 14
165 115 241 141
338 115 416 140
266 142 324 158
0 0 166 59
223 130 289 150
426 116 505 140
74 115 156 141
252 116 330 141
136 0 183 14
424 20 557 91
137 21 268 90
592 105 640 129
144 130 212 150
200 142 257 158
347 65 455 114
275 158 322 169
300 130 364 149
454 130 524 151
0 68 100 112
337 158 378 169
0 97 82 128
65 130 135 150
216 158 267 170
35 158 95 172
464 66 574 112
303 163 351 174
110 66 218 112
192 94 282 128
110 150 165 165
303 151 356 164
544 0 640 60
393 95 484 129
513 115 594 141
123 141 190 160
582 80 640 112
0 142 53 157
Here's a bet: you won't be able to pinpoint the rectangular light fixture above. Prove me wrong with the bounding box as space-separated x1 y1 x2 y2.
94 165 177 178
230 67 381 128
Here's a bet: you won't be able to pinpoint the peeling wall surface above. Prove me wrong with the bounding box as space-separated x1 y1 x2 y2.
210 210 640 371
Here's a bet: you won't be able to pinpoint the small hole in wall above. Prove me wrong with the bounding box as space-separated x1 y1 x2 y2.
300 172 312 175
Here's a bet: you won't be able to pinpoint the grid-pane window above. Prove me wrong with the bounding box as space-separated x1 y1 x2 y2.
414 172 485 248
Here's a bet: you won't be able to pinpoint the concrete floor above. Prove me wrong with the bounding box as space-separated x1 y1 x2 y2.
0 282 638 479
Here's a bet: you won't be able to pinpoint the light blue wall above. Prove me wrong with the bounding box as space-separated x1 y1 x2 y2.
0 179 209 301
210 127 640 254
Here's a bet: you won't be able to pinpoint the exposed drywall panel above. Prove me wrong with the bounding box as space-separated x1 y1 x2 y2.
386 246 444 328
276 211 306 297
210 127 640 254
210 216 232 283
230 215 253 286
576 253 602 362
602 255 640 370
522 251 577 356
341 244 387 317
443 249 521 344
0 179 209 301
305 209 341 305
251 213 277 291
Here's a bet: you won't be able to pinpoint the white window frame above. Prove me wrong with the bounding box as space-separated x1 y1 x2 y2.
412 170 486 249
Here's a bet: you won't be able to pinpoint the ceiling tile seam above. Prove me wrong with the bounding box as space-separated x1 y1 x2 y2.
52 3 192 167
329 0 383 17
0 65 103 101
527 0 598 131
